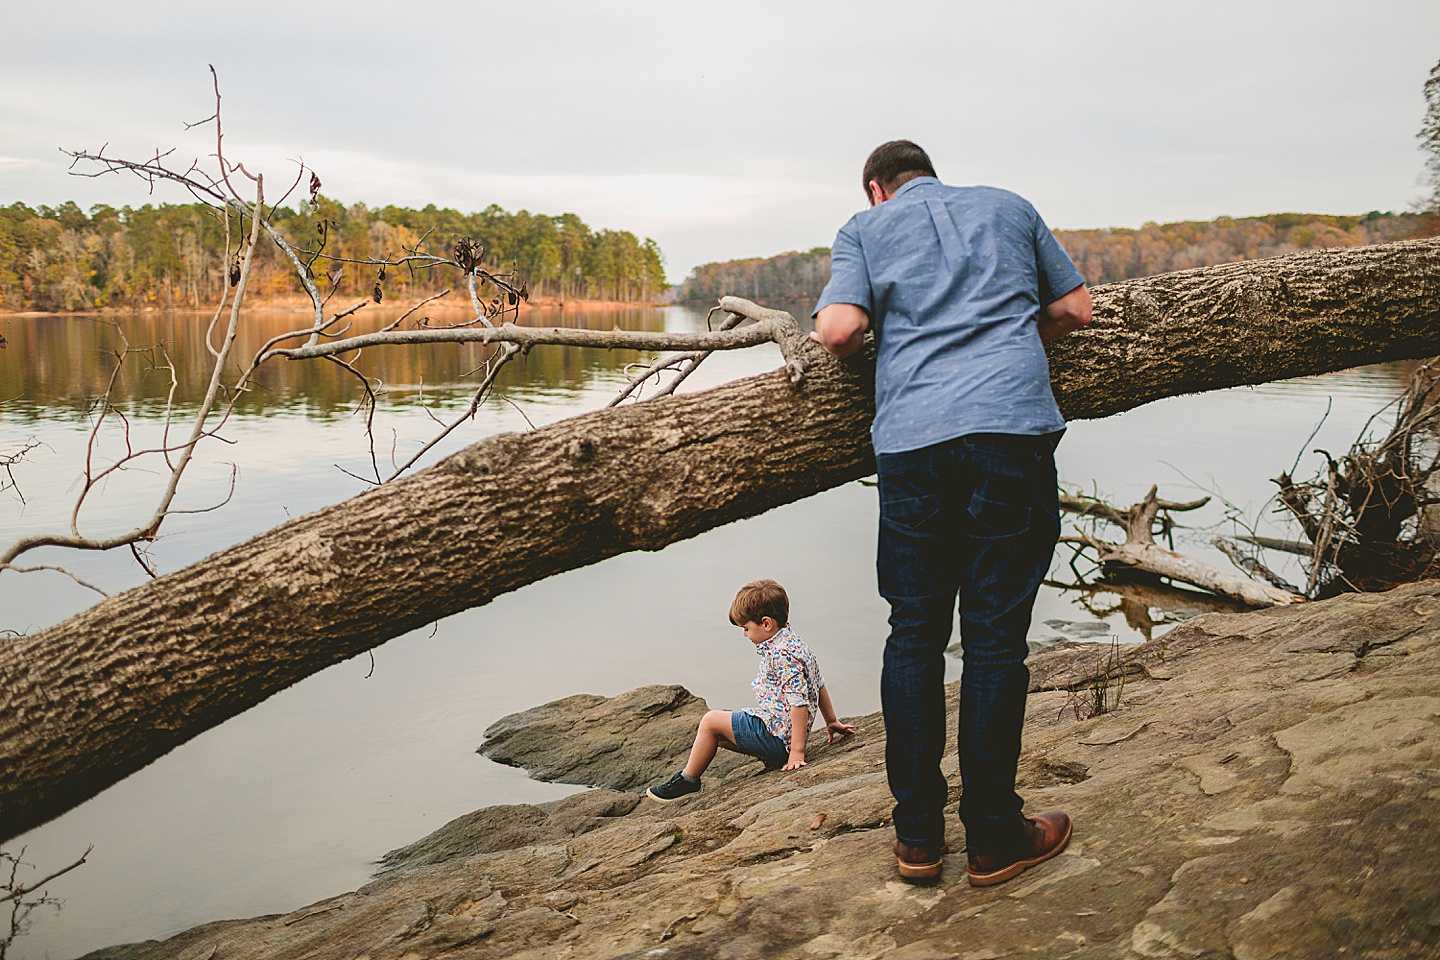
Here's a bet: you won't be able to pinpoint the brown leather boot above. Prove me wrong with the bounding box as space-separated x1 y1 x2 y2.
965 810 1072 887
894 838 949 882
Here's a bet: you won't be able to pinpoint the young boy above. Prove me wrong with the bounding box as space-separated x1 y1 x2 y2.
646 579 855 802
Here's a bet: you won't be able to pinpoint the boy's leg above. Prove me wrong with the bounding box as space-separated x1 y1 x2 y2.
683 710 737 779
648 710 738 803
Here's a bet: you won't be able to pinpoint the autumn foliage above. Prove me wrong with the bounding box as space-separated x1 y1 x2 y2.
0 197 668 313
675 212 1440 304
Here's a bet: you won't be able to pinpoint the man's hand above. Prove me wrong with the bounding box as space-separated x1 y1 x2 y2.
825 719 857 743
782 753 807 771
812 303 870 358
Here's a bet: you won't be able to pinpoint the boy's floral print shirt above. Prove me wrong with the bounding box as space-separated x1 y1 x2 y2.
747 627 825 745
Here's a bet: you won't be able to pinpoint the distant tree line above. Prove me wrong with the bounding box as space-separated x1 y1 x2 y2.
676 212 1439 303
0 197 668 312
1055 211 1436 285
674 247 831 304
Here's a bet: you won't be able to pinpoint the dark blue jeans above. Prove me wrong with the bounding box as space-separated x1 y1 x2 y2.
876 432 1061 856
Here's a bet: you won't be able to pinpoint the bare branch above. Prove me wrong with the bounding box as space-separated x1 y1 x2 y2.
0 565 109 598
129 542 160 580
0 440 43 505
609 309 749 407
386 343 521 481
1212 537 1301 592
1 162 266 571
379 290 451 334
0 845 93 903
325 353 385 485
259 318 784 366
1237 535 1314 557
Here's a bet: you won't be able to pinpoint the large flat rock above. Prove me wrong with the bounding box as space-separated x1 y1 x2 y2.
477 684 753 790
86 582 1440 959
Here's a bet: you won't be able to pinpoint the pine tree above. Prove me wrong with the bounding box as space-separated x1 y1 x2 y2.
1420 60 1440 213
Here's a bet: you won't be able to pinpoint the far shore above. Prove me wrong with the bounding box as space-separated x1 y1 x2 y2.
0 295 670 320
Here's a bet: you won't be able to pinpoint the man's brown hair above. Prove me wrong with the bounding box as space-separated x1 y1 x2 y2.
862 140 937 199
729 579 790 627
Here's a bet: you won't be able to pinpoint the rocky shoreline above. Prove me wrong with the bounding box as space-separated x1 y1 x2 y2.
85 582 1440 959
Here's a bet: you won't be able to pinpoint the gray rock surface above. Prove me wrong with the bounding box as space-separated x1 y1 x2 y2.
85 582 1440 959
477 684 753 790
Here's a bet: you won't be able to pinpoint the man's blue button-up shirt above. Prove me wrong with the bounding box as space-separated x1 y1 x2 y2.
814 177 1085 456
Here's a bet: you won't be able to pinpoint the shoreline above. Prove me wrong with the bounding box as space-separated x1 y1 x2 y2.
0 296 670 320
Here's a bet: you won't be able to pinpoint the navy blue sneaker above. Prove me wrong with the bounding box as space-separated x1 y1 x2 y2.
646 771 701 802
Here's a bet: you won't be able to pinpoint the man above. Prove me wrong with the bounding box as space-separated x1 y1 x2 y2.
811 140 1091 886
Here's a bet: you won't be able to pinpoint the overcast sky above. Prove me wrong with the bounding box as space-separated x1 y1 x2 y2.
3 1 1437 279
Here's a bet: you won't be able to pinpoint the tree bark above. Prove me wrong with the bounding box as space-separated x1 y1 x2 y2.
4 238 1440 843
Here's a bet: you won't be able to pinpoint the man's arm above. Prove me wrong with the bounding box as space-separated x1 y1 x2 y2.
812 303 870 358
1037 283 1092 344
811 220 872 358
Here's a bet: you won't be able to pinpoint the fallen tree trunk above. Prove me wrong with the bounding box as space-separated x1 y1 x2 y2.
4 239 1440 842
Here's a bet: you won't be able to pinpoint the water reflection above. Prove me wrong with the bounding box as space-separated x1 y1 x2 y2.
0 304 679 420
1041 577 1247 643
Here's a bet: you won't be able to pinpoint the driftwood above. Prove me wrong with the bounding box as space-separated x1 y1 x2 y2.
1060 487 1307 607
3 239 1440 843
1271 360 1440 596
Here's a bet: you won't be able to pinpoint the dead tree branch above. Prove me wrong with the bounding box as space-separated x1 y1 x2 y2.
0 173 264 571
1061 486 1306 606
609 309 749 406
0 845 91 904
0 844 91 960
1271 359 1440 595
1212 537 1301 592
0 440 42 505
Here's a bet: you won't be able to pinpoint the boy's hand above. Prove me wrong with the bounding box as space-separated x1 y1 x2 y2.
826 719 857 743
782 753 807 771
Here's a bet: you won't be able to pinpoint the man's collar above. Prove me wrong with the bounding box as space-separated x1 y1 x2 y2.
893 176 939 198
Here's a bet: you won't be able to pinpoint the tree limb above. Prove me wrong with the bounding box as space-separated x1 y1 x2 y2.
2 238 1440 842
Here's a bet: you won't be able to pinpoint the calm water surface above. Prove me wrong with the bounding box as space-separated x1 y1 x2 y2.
0 303 1417 958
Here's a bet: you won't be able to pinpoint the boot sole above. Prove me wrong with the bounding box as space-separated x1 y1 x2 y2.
895 856 944 881
966 817 1073 887
895 842 949 882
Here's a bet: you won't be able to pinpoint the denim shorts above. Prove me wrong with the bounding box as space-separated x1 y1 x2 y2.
731 710 790 765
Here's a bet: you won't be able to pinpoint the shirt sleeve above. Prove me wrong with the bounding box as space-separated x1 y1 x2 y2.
1032 209 1086 307
812 217 873 318
775 655 811 709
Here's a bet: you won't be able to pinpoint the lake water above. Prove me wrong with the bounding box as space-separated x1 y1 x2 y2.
0 302 1418 958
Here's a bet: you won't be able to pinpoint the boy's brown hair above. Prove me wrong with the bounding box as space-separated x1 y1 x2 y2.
729 579 789 627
